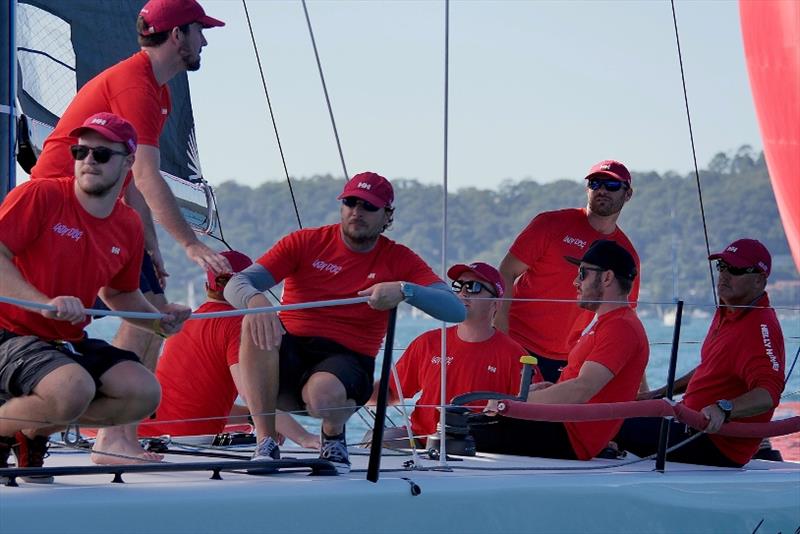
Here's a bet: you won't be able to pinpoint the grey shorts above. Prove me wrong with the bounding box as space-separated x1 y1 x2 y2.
0 330 140 403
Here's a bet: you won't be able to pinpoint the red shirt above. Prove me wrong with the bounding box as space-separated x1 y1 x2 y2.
392 326 527 437
142 302 242 437
31 51 170 180
508 208 640 359
257 224 442 357
0 178 143 341
560 306 649 460
682 294 785 465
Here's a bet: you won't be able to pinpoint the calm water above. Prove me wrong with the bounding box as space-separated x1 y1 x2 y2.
85 306 800 443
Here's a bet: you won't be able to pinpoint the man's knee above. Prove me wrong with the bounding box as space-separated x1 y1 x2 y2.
303 373 346 416
100 361 161 410
35 365 96 423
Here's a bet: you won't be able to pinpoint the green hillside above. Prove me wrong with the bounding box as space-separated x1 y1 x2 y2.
158 146 799 308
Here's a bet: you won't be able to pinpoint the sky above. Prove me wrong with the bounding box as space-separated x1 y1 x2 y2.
186 0 762 191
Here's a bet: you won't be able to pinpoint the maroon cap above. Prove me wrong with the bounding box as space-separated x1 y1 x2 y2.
447 262 505 297
585 159 632 184
709 238 771 276
338 172 394 208
69 112 138 154
139 0 225 35
207 250 253 292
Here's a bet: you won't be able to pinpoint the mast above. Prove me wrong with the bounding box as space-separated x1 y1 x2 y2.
0 0 16 201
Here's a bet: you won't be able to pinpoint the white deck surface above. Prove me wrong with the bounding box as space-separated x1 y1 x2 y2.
1 443 799 534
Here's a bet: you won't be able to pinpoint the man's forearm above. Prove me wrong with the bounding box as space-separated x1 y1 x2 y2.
730 387 776 419
135 171 198 248
0 252 50 306
124 183 160 253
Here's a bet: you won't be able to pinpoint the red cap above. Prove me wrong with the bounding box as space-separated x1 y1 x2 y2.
337 172 394 208
207 250 253 292
585 159 632 184
69 112 138 154
709 238 771 276
139 0 225 35
447 262 505 297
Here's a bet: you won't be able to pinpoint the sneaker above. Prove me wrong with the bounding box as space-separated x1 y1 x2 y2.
12 431 54 484
0 435 14 485
248 436 280 473
320 437 350 474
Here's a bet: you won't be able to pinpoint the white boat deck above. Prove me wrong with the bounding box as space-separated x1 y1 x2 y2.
2 442 799 534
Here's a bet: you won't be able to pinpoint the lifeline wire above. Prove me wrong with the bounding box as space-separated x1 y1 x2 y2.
670 0 717 305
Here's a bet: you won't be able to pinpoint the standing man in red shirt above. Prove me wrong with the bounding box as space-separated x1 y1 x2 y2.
616 239 785 467
471 240 649 460
29 0 229 462
225 172 466 473
379 262 527 441
495 160 640 384
0 113 190 481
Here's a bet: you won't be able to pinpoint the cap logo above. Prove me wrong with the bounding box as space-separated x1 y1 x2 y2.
758 261 767 270
357 182 371 190
600 164 611 170
726 246 738 252
469 263 478 269
90 118 108 126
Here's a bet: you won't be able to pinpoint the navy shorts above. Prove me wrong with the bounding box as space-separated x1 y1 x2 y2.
277 334 375 412
0 330 140 403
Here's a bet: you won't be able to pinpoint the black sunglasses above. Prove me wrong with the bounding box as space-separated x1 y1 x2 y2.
716 260 761 276
587 179 627 192
342 197 381 212
578 265 606 281
70 144 128 164
451 279 495 297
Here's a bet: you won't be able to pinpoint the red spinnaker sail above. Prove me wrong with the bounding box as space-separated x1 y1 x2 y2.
740 0 800 272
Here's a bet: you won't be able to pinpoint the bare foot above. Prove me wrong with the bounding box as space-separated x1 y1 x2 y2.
91 426 164 465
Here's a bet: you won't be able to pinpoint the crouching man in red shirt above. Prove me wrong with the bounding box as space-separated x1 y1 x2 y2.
0 113 190 481
470 240 649 460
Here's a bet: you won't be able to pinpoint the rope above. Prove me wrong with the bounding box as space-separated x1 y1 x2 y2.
669 0 717 306
498 398 800 438
242 0 303 230
300 0 348 181
0 294 369 321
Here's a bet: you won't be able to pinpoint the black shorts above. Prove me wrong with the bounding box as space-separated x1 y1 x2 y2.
278 334 375 412
0 330 140 403
468 413 577 460
615 417 742 468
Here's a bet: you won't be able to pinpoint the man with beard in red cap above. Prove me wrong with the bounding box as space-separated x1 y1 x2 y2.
496 160 641 385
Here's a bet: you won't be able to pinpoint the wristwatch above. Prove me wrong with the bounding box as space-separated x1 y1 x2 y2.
399 282 414 301
715 399 733 423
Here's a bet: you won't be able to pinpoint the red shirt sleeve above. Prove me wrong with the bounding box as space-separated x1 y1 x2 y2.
256 231 303 283
732 322 785 405
0 181 50 254
509 212 552 266
585 316 636 376
108 85 167 147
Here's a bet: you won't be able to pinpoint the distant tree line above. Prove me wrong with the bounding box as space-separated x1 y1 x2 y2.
158 146 798 308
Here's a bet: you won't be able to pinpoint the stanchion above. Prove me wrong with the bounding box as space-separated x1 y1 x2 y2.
367 307 398 483
656 299 684 472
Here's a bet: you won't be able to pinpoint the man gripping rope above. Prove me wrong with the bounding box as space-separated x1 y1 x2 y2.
0 113 190 482
225 172 465 473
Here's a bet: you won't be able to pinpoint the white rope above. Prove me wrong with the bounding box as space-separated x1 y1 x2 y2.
0 294 370 320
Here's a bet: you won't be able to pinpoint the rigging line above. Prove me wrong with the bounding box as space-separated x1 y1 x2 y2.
241 0 303 230
438 0 451 470
670 0 717 305
301 0 348 181
206 186 232 250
